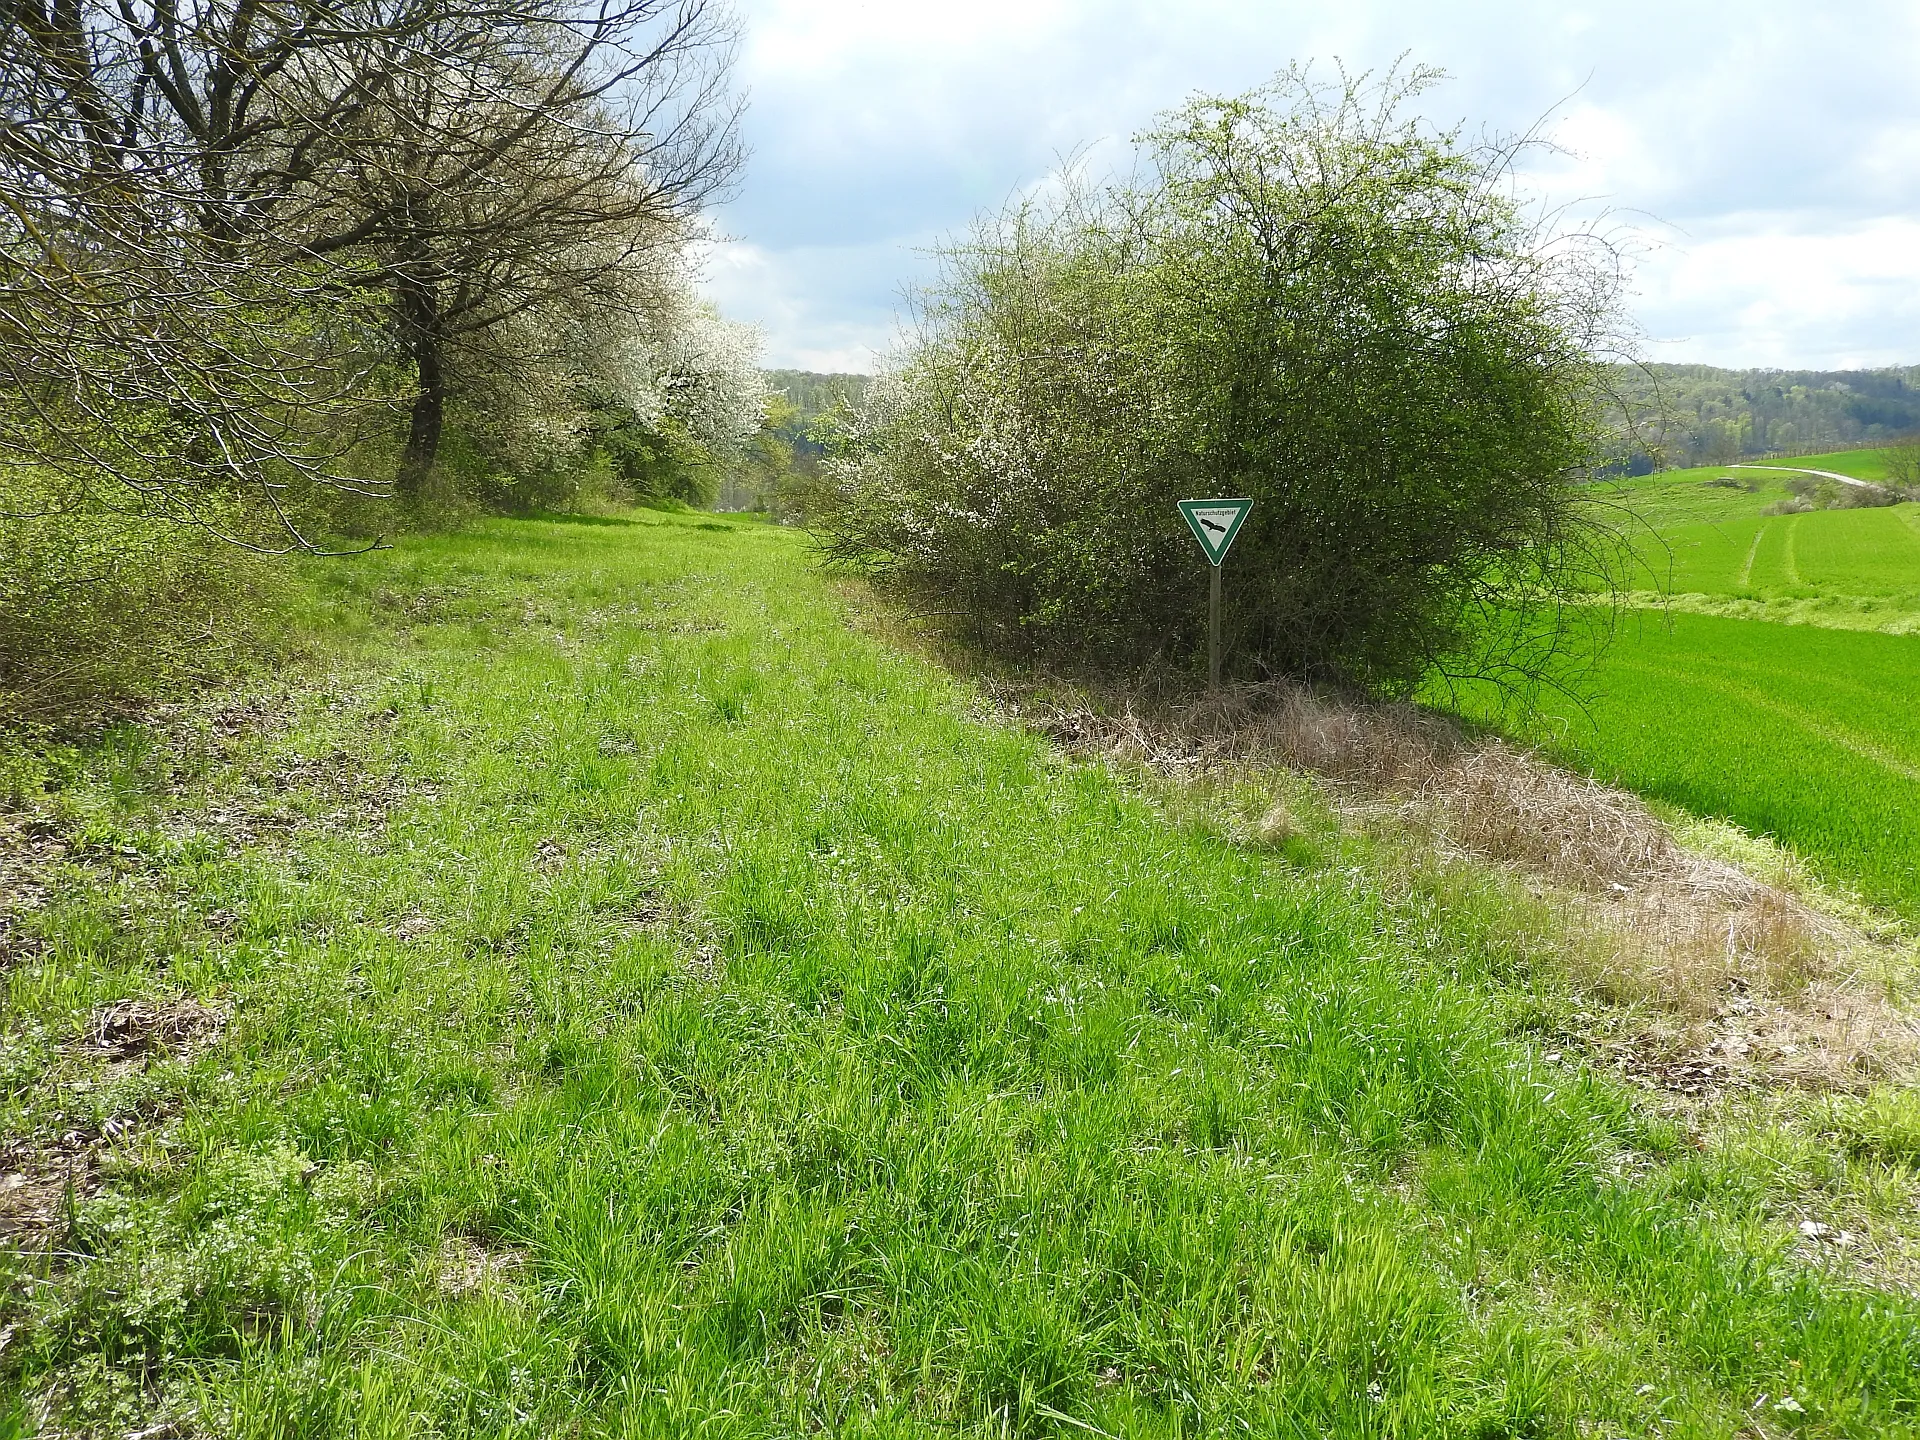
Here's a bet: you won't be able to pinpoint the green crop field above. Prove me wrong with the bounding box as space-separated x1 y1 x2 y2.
1601 449 1920 610
1457 446 1920 919
7 510 1919 1436
1459 611 1920 917
1627 505 1920 602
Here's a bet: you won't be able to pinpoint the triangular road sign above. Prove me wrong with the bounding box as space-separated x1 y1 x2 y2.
1178 498 1253 566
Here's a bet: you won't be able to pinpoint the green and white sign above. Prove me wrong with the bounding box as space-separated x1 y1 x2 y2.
1178 498 1253 566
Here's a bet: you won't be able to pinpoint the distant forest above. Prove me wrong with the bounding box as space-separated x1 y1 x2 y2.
1609 364 1920 472
748 365 1920 488
719 370 873 510
764 369 873 425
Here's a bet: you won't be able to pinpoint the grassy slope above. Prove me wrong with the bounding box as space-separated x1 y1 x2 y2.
1607 449 1904 531
1626 506 1920 603
1460 611 1920 919
6 512 1919 1437
1475 449 1920 915
1599 450 1920 618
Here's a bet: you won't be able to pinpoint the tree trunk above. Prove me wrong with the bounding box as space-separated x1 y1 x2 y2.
396 270 445 498
398 357 445 497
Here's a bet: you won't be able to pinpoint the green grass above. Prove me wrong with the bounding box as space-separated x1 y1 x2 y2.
1466 448 1920 915
1618 505 1920 620
1456 611 1920 919
1600 448 1906 532
1570 449 1920 642
6 511 1920 1436
1593 449 1920 616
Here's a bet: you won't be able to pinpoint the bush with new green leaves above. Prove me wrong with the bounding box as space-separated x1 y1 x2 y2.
818 66 1628 694
0 472 282 732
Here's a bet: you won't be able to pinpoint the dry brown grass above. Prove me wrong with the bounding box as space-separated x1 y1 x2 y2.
1002 675 1920 1094
436 1235 527 1298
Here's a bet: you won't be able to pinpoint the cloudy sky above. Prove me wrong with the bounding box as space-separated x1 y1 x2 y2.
701 0 1920 374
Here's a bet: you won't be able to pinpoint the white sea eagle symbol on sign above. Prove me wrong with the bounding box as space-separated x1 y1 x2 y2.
1177 498 1253 565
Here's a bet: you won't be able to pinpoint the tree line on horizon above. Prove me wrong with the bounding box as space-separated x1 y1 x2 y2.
1608 363 1920 471
716 369 871 514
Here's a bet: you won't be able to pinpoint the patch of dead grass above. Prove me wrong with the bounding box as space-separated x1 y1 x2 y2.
77 997 228 1071
0 1143 89 1250
1006 676 1920 1095
435 1234 527 1298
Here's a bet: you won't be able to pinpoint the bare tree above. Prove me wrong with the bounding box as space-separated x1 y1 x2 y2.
1887 437 1920 494
0 0 742 535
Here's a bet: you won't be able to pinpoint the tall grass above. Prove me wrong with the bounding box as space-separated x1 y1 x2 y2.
2 512 1916 1436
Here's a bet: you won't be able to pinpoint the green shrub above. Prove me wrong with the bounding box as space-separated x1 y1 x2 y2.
587 407 724 509
0 475 283 731
818 67 1623 694
1775 473 1910 511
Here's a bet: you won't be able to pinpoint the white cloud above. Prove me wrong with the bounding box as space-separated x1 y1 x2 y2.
1636 217 1920 369
713 0 1920 372
700 237 921 373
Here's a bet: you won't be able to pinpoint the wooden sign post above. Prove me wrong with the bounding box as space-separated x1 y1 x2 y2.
1177 498 1253 692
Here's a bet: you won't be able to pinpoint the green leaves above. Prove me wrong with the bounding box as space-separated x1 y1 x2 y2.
820 64 1622 695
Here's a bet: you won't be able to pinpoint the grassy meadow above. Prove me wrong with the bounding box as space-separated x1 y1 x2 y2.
1607 449 1920 619
5 509 1919 1436
1452 447 1920 918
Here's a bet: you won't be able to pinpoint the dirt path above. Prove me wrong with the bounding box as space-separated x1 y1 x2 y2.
1732 463 1876 490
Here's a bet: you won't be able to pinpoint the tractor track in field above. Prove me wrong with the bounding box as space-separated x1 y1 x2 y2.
1737 521 1767 589
1619 660 1920 785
